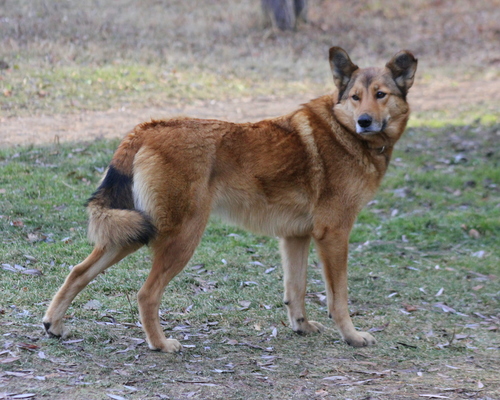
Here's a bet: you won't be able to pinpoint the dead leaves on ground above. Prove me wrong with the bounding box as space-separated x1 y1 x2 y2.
312 361 491 398
2 254 42 276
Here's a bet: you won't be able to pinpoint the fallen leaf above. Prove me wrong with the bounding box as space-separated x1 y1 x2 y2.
468 229 480 239
0 357 20 364
21 269 43 276
249 261 265 267
238 300 251 309
435 287 444 297
11 395 37 399
433 303 456 313
17 343 39 350
1 264 16 272
4 371 31 377
83 299 102 310
323 375 348 381
61 236 72 244
62 339 84 344
106 394 127 400
115 346 134 354
477 380 484 388
369 322 389 332
350 378 378 385
27 233 41 242
404 304 419 312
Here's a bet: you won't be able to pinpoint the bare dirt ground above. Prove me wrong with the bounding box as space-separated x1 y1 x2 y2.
2 78 499 147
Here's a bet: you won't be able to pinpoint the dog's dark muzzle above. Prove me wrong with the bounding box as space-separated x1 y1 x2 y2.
356 114 384 134
357 114 373 129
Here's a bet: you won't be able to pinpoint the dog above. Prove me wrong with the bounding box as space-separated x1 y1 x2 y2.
43 47 417 352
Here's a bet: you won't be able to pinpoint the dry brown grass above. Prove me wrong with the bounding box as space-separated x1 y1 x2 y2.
2 0 499 79
1 0 499 120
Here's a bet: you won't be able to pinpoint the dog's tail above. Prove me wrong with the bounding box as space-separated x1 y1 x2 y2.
85 133 156 249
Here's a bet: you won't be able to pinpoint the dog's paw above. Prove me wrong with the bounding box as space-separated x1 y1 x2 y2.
293 320 326 335
43 320 68 339
149 338 183 353
344 331 376 347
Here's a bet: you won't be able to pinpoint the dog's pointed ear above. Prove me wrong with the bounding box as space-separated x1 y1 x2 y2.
329 47 359 97
386 51 418 96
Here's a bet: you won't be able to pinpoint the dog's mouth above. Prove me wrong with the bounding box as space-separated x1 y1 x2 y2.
356 119 386 135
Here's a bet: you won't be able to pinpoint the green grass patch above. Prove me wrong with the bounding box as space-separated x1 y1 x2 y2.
1 123 499 398
1 64 313 117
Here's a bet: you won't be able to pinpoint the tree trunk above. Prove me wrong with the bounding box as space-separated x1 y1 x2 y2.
261 0 308 31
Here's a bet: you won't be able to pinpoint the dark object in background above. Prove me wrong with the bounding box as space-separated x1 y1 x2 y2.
261 0 308 31
0 60 9 70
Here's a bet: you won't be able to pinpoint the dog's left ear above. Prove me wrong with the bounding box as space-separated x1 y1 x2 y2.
386 51 418 96
329 47 359 98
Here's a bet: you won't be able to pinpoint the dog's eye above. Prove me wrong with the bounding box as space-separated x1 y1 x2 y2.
376 91 386 99
352 94 360 101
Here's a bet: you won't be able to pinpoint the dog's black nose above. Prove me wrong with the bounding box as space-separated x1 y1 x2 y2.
357 114 372 128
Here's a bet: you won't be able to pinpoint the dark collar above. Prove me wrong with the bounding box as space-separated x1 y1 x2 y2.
365 143 389 154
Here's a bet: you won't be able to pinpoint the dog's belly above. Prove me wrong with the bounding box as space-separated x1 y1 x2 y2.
212 199 314 237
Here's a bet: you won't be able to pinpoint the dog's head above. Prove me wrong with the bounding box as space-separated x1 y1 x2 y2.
330 47 417 142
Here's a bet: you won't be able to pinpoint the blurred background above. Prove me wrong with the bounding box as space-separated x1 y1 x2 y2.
1 0 499 141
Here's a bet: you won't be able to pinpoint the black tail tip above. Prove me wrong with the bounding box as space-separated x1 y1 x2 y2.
135 212 158 245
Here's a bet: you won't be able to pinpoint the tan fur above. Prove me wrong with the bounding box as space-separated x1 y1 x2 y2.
87 207 149 248
44 47 417 352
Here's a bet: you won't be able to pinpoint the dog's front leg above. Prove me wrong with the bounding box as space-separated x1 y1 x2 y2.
313 227 376 347
280 236 325 334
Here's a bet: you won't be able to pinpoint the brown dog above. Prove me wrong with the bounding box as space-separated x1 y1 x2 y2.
43 47 417 352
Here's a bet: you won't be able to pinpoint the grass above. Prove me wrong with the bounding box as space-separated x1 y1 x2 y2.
2 0 499 118
1 63 313 117
1 122 499 399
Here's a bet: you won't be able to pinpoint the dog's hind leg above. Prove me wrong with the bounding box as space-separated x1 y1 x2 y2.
137 217 208 353
280 236 325 334
43 244 140 338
